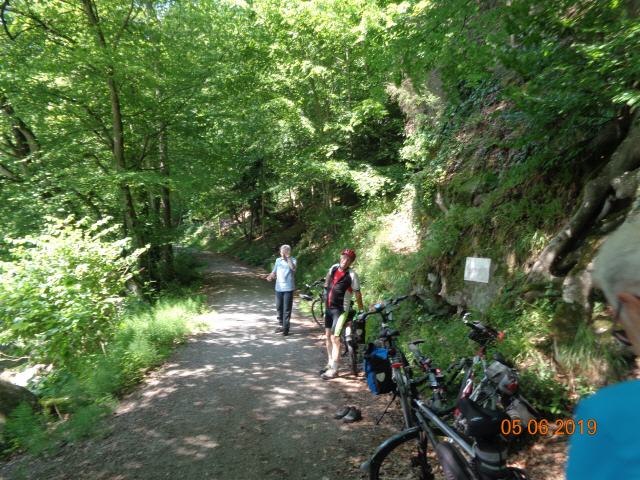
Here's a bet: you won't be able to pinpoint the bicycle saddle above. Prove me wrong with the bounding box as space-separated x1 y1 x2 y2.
457 398 509 439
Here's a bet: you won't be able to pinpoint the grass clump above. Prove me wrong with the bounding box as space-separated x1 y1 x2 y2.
2 403 53 455
2 294 207 457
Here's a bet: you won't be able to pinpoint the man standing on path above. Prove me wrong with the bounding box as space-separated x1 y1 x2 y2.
266 244 297 336
320 249 364 379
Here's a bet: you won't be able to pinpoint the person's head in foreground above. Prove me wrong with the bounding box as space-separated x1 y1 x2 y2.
592 216 640 355
566 216 640 479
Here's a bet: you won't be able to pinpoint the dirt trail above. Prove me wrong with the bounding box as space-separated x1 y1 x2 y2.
0 252 566 480
0 253 398 480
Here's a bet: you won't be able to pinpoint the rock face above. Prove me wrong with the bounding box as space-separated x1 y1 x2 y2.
0 379 39 419
439 260 505 313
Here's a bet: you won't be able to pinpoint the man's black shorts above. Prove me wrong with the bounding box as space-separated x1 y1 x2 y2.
324 308 355 335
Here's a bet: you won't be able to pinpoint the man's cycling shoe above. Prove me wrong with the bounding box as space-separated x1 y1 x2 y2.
321 368 338 380
319 365 331 375
342 407 362 423
333 406 351 419
274 326 284 333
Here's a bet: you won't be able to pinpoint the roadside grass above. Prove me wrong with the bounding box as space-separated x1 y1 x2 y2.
2 293 208 457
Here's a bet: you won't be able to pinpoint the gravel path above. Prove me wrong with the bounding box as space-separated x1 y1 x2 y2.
0 253 397 480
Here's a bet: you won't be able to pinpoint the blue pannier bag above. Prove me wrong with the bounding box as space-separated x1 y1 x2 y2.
364 343 395 395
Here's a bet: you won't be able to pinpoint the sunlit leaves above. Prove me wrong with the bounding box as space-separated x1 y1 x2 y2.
0 217 145 366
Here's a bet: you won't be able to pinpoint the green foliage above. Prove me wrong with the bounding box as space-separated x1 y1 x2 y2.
0 217 145 367
34 294 206 408
400 312 474 370
2 403 52 455
0 293 206 458
172 250 206 286
57 404 111 443
553 323 629 393
518 368 571 417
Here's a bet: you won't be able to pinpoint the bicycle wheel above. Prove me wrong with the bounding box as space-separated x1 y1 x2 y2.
367 427 433 480
393 369 415 428
435 443 473 480
311 299 324 329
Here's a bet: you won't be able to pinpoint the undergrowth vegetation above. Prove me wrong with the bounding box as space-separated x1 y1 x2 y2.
1 295 206 456
0 219 207 457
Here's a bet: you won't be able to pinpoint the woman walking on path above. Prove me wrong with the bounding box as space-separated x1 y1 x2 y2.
266 244 297 336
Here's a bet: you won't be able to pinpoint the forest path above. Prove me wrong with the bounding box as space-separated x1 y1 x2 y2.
0 252 391 480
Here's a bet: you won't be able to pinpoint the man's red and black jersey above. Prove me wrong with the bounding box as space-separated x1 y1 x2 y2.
326 265 358 310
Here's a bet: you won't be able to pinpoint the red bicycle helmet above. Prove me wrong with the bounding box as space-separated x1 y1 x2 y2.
341 249 356 261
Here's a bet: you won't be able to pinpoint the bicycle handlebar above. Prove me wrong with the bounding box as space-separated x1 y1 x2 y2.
408 342 432 369
358 294 411 320
305 278 325 289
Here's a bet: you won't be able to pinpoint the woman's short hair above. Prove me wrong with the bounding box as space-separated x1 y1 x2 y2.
592 216 640 306
280 244 291 253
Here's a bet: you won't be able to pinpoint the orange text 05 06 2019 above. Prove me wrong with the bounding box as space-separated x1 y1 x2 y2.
500 418 597 436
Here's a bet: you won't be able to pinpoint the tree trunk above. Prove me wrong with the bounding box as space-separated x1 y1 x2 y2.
158 126 174 279
530 111 640 278
0 162 19 181
81 0 143 252
260 163 265 239
248 207 254 241
261 191 265 239
0 93 39 166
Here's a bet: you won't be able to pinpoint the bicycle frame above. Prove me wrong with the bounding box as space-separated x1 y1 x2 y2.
301 278 325 303
413 398 475 458
446 345 497 411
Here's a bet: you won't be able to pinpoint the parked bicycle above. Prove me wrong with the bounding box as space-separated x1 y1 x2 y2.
363 346 528 479
361 303 529 480
444 313 540 438
363 394 529 480
359 295 418 429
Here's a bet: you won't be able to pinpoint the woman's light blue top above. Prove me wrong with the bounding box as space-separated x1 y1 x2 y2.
272 257 296 292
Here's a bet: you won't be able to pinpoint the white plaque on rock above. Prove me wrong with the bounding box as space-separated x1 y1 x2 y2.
464 257 491 283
